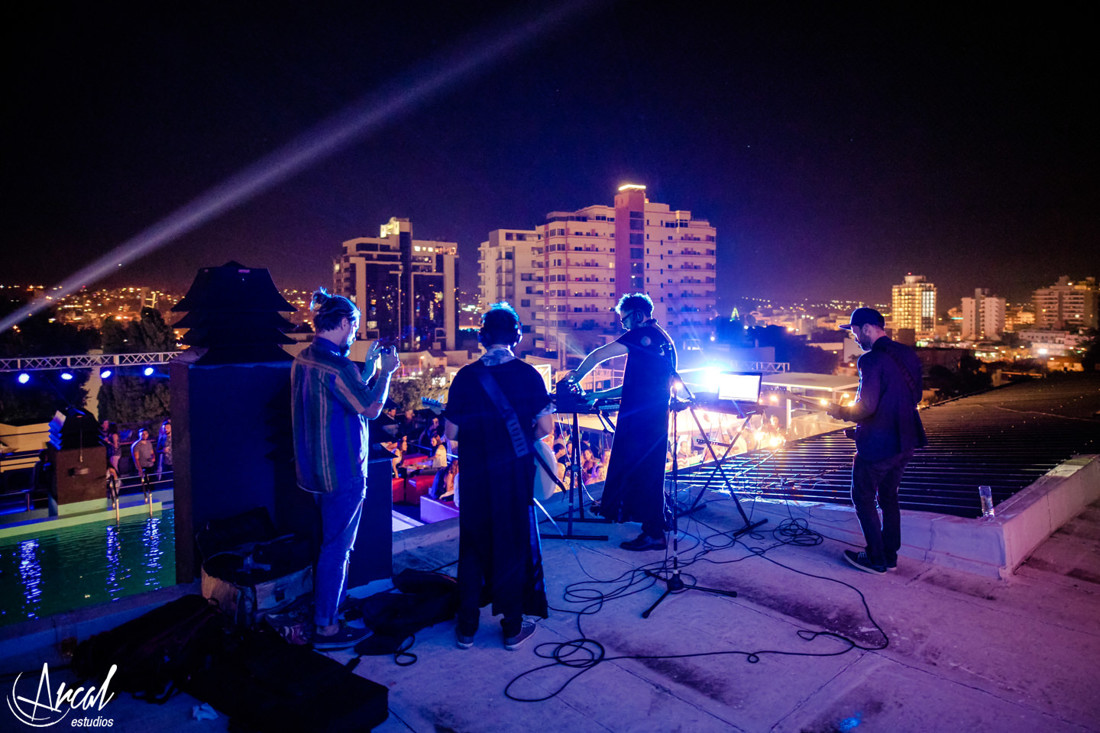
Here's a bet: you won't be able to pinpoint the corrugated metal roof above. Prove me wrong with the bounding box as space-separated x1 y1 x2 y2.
679 373 1100 518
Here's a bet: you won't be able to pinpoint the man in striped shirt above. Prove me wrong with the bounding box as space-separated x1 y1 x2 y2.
292 289 400 650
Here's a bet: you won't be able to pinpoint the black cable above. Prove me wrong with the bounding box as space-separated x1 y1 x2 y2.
504 498 889 703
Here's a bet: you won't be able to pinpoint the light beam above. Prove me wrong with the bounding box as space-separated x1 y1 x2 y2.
0 0 601 335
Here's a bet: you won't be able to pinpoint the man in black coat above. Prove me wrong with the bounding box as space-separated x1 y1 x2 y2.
569 293 676 552
444 304 552 650
828 307 927 574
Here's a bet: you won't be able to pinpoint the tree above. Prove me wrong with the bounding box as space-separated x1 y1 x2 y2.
96 308 175 425
747 325 839 374
714 317 750 347
97 373 170 426
100 308 174 354
0 295 98 423
388 369 448 412
1081 330 1099 372
925 353 993 401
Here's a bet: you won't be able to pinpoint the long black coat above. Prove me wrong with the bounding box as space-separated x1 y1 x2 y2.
446 359 550 621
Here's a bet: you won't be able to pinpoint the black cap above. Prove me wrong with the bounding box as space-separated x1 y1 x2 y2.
839 307 885 330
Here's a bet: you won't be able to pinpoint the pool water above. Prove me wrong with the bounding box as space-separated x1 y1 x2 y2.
0 508 176 628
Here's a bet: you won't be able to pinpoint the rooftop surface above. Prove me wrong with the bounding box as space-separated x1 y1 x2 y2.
4 489 1099 732
3 376 1100 732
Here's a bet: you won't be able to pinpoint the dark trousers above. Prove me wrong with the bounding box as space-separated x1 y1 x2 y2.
851 450 913 565
313 480 366 628
456 553 524 638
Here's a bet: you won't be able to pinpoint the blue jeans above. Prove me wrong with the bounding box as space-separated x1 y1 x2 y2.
851 450 913 566
313 479 365 628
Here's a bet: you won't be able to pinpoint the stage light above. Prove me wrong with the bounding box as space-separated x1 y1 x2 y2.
100 369 113 379
143 366 155 376
60 372 74 381
700 366 722 391
17 372 30 384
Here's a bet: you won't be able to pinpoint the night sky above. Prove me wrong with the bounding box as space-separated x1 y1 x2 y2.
4 1 1097 311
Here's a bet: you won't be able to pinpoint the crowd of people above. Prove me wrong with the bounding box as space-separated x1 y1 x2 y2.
100 418 173 503
379 407 458 502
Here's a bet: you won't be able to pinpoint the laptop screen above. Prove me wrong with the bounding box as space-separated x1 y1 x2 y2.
716 372 763 403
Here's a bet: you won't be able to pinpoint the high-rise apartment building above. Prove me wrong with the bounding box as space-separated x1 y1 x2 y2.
478 229 544 343
960 288 1006 340
891 274 937 341
336 217 458 351
1004 303 1035 333
1032 276 1099 331
479 185 717 357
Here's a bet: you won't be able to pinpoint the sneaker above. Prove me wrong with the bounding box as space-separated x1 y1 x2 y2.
885 555 898 570
620 533 666 552
503 621 536 651
313 624 370 651
456 629 475 650
844 550 887 575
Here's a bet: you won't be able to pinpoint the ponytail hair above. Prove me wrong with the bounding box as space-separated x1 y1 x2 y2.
310 288 358 332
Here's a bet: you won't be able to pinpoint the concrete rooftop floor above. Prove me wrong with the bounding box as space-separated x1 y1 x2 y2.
5 481 1100 732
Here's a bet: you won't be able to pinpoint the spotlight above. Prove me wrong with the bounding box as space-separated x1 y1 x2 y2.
100 369 113 379
143 366 155 377
700 366 722 392
17 372 30 384
60 371 74 381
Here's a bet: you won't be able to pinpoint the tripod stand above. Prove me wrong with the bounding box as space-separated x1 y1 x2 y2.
673 382 766 536
641 399 740 616
641 375 765 618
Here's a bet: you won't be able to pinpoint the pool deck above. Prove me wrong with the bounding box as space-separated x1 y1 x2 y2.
3 468 1099 733
0 487 174 534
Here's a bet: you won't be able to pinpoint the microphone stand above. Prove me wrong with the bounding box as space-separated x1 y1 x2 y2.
642 390 738 619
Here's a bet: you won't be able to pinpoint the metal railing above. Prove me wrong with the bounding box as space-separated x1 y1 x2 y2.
0 352 179 373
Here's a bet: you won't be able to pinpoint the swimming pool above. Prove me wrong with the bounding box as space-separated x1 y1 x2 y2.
0 507 175 627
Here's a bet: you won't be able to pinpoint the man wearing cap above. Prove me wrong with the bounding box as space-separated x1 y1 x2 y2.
827 307 926 574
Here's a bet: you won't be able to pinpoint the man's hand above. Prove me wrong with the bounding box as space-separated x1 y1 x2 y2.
379 350 400 375
366 340 386 361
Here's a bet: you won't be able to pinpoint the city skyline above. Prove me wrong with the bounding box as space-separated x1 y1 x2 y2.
5 2 1097 314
